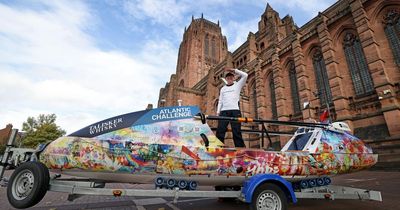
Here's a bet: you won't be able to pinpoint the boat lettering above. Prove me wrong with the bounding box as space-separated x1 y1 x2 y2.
151 107 192 121
89 118 123 134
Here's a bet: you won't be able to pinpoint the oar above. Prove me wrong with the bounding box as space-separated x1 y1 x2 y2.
195 113 328 128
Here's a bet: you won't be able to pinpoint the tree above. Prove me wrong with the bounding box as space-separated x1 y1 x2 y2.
21 114 66 148
0 144 5 155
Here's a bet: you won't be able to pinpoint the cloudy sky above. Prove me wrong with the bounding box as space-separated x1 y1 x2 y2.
0 0 336 134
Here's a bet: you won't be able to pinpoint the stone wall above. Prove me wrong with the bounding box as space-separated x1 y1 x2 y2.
159 0 400 144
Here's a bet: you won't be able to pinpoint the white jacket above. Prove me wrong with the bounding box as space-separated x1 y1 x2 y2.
217 69 248 114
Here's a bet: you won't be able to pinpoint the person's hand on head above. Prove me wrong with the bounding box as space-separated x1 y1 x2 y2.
223 67 234 73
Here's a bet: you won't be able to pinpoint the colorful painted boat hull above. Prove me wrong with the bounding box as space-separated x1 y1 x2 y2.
39 106 378 185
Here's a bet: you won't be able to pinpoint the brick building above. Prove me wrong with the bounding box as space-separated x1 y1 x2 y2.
0 124 12 147
158 0 400 147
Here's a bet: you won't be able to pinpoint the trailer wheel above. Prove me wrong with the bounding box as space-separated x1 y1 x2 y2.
250 183 287 210
7 161 49 209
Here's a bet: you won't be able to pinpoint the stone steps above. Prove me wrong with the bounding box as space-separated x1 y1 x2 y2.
371 161 400 171
364 137 400 146
371 144 400 154
365 137 400 170
377 153 400 162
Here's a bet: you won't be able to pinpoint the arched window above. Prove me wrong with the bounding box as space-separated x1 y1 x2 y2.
343 32 374 96
214 99 219 113
204 35 209 57
269 73 278 120
383 10 400 66
312 49 333 106
260 42 265 50
250 82 258 118
288 62 301 114
211 38 216 58
179 79 184 87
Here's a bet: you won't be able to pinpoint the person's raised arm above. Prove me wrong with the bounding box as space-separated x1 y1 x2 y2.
234 69 248 88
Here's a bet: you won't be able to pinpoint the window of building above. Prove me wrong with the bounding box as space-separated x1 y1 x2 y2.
211 38 216 58
383 10 400 66
250 82 258 118
312 49 333 106
343 32 374 96
214 99 219 113
269 73 278 120
260 42 265 50
204 35 209 57
179 79 184 87
288 61 301 114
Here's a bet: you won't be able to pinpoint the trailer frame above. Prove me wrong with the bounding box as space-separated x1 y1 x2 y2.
0 129 382 210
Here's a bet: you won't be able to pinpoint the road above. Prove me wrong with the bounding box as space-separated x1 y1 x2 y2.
0 170 399 210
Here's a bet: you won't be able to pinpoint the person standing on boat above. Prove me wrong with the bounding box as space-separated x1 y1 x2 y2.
216 67 248 147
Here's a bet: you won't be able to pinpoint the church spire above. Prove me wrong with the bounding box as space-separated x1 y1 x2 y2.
265 3 273 12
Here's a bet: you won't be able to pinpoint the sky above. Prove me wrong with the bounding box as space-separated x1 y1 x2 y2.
0 0 337 134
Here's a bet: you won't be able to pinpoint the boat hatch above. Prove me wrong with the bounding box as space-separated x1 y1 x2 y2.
287 132 313 150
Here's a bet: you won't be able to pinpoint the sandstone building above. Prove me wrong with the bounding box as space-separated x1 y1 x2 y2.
158 0 400 148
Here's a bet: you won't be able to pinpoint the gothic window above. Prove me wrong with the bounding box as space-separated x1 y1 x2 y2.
179 80 184 87
214 99 219 113
343 32 374 96
288 62 301 114
260 42 265 50
269 73 278 120
211 38 216 58
312 49 333 106
204 35 209 57
383 10 400 66
250 82 258 118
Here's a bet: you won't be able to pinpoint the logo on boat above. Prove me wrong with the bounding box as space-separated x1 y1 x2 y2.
89 118 123 135
151 107 192 121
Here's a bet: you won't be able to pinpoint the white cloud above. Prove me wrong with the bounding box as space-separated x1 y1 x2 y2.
0 1 177 133
267 0 337 18
223 18 259 51
122 0 188 26
0 0 338 134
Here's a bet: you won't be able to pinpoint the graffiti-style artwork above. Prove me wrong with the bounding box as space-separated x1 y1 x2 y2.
96 119 223 148
39 106 378 181
40 136 377 177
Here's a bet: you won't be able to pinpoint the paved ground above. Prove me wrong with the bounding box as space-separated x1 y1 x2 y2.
1 170 399 210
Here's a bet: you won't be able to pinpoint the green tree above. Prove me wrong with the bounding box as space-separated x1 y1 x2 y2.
21 114 66 148
0 144 5 155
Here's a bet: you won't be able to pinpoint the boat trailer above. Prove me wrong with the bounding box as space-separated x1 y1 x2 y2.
1 129 382 210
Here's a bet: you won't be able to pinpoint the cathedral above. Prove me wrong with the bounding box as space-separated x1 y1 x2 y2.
158 0 400 148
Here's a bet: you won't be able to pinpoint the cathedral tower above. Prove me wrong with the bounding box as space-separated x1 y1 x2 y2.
176 15 228 88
